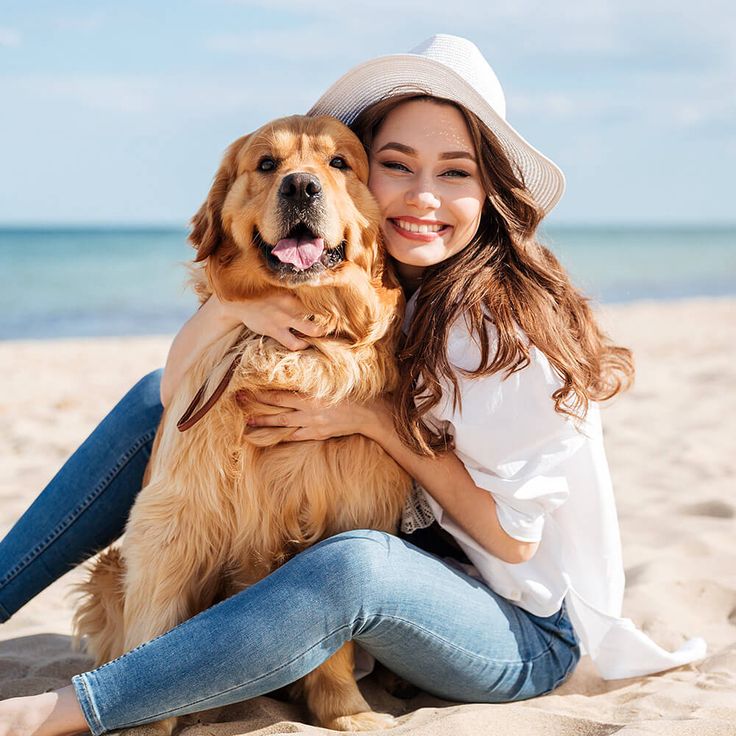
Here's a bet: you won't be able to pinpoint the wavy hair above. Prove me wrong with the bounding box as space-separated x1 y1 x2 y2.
351 93 635 455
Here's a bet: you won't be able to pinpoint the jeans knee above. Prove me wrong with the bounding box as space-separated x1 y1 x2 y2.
122 369 164 418
131 369 164 407
310 529 403 600
105 369 164 442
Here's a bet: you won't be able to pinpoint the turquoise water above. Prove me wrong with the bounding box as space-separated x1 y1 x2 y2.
541 225 736 305
1 225 734 340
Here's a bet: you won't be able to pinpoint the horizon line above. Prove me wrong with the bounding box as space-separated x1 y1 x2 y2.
1 221 735 231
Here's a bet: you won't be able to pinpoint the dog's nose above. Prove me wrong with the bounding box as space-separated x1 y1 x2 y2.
279 173 322 203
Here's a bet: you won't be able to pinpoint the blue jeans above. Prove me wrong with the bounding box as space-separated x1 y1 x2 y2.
0 370 581 735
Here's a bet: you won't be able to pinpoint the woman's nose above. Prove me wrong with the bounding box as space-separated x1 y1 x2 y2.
404 179 440 209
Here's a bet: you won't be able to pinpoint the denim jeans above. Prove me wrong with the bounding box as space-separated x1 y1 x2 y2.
0 370 581 735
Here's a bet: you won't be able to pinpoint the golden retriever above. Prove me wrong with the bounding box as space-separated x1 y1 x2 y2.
73 115 412 733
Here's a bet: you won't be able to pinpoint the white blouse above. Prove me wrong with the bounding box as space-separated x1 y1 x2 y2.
354 291 706 682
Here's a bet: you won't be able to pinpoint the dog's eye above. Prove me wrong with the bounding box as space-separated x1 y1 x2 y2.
329 156 349 170
258 157 277 172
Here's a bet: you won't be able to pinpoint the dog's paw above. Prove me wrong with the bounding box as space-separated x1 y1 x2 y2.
323 710 398 731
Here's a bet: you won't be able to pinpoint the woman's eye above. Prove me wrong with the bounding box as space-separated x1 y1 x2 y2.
442 169 471 178
330 156 349 170
381 161 411 172
258 157 277 172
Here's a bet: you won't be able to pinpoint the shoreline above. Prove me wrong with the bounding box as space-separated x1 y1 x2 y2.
1 294 735 345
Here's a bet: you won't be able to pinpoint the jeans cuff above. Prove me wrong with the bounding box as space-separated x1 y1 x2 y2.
71 674 105 736
0 600 10 622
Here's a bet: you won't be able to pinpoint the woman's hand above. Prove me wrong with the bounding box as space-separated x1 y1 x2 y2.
218 292 325 350
244 391 389 442
161 292 326 408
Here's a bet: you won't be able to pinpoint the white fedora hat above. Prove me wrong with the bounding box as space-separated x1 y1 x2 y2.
308 34 566 215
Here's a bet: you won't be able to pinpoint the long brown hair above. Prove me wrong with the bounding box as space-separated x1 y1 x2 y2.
351 93 635 456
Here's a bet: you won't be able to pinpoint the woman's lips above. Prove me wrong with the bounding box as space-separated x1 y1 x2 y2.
388 218 451 242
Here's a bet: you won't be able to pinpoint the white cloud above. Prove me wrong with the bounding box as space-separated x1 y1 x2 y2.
206 0 736 93
0 72 319 123
203 27 352 59
0 27 22 48
510 93 583 120
45 76 160 114
669 94 736 133
52 13 105 32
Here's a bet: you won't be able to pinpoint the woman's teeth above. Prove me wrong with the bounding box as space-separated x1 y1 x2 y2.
394 219 444 234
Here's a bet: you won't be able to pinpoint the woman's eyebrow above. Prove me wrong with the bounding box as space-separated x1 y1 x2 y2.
375 142 415 156
375 142 476 161
439 150 476 162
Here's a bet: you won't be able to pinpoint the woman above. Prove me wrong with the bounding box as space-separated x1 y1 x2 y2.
0 35 705 736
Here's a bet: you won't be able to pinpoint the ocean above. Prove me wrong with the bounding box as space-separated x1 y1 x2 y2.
1 225 734 340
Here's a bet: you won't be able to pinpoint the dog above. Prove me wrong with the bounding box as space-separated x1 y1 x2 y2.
73 114 413 734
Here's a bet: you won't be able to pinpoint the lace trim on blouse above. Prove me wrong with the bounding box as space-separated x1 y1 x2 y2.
400 481 436 534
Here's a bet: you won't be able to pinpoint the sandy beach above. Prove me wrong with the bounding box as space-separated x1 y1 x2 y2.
1 297 735 735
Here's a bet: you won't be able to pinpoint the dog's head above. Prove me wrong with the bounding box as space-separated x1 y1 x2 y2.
189 115 384 300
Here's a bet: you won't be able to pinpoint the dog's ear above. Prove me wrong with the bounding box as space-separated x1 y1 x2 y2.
189 135 250 262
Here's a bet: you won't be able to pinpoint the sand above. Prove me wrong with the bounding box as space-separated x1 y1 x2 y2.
1 297 735 735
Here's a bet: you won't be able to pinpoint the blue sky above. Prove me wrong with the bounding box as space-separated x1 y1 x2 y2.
1 0 734 225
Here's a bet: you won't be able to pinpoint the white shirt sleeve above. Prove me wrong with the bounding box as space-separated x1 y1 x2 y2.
439 323 588 543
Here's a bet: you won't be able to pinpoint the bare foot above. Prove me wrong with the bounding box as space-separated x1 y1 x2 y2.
0 687 88 736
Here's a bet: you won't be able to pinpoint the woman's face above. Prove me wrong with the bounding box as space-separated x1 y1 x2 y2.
367 99 486 286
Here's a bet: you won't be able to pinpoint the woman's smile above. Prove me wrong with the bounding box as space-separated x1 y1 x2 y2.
367 98 485 286
388 216 452 241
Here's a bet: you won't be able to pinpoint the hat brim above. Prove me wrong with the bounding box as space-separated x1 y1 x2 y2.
307 54 565 215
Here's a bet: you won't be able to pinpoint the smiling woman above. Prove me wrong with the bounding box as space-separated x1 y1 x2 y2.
0 33 707 736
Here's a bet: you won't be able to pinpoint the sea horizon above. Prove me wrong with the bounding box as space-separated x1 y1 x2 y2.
1 223 734 341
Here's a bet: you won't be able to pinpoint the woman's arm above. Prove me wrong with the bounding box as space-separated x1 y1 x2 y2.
362 402 539 565
246 393 539 565
160 296 239 409
160 293 325 409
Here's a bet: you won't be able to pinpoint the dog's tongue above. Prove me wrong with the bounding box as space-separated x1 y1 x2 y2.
271 235 325 271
